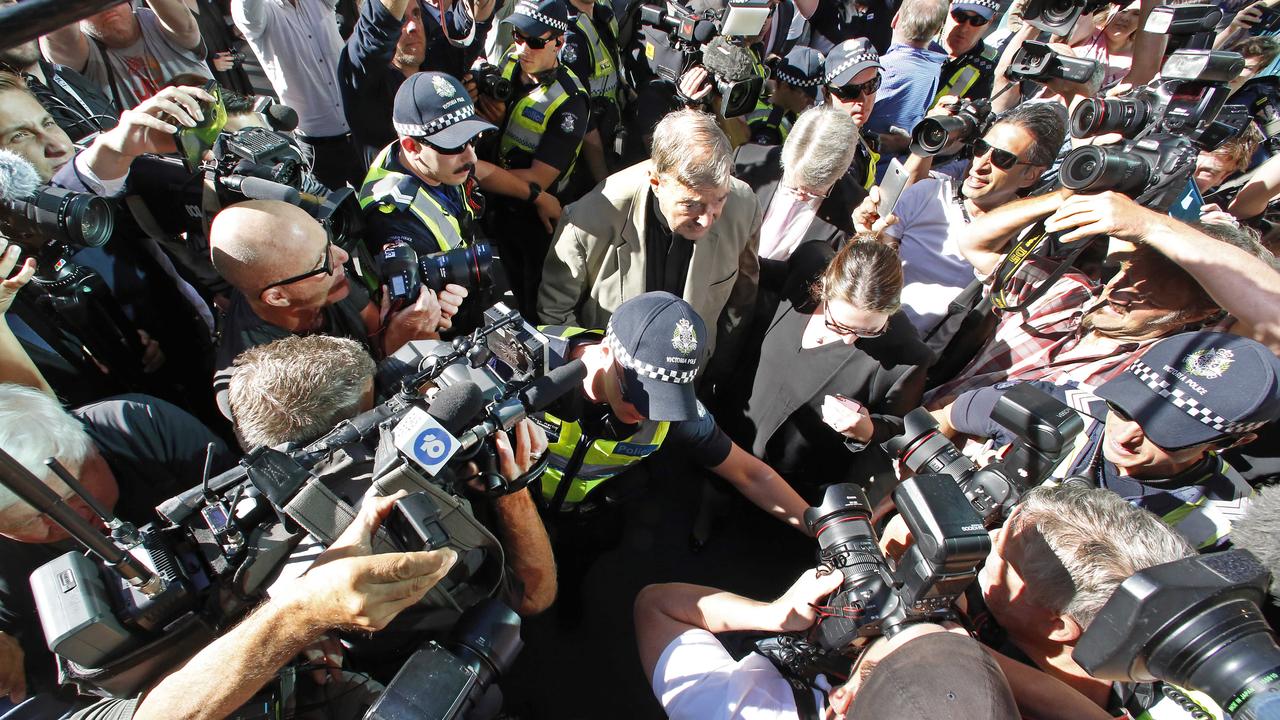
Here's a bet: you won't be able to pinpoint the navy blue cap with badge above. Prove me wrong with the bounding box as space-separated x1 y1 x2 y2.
393 71 496 150
951 0 1000 21
1097 332 1280 449
774 46 826 94
824 38 884 88
504 0 571 37
604 292 708 422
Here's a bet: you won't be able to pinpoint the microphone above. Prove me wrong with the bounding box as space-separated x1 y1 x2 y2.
221 174 302 204
0 149 41 202
427 380 486 436
457 359 586 451
252 97 299 133
692 19 716 43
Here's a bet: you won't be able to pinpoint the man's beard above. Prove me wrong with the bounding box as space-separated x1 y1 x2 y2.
1080 300 1186 340
394 50 423 69
0 41 41 72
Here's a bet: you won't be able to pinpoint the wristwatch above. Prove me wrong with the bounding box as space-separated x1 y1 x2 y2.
526 181 543 204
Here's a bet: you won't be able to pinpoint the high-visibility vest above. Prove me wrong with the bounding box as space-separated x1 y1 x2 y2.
533 326 671 509
357 143 476 252
931 43 999 107
570 2 620 102
857 132 880 190
745 98 792 145
497 55 590 191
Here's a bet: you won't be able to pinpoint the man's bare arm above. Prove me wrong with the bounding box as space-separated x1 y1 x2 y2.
960 188 1072 277
39 23 91 73
145 0 203 51
487 421 557 616
1126 0 1167 86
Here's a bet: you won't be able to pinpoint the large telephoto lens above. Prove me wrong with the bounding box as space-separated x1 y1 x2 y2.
26 187 113 248
1059 145 1153 195
911 115 972 156
804 483 893 650
883 408 977 481
1070 97 1149 139
422 243 494 293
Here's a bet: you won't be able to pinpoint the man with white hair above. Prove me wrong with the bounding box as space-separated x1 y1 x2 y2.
0 384 232 702
537 108 760 359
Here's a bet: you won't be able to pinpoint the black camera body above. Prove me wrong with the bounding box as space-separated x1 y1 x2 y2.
472 62 514 103
636 0 769 117
378 241 495 310
910 98 993 157
884 383 1083 526
1075 550 1280 719
1007 40 1101 86
1022 0 1114 35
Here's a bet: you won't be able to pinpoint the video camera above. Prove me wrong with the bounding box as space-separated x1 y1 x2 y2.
637 0 771 117
5 304 584 718
1075 549 1280 720
1022 0 1116 36
755 385 1081 682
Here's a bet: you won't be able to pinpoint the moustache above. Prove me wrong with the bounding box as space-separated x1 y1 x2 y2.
460 163 476 175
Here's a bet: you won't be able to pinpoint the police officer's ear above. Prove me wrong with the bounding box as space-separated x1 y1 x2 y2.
400 136 422 155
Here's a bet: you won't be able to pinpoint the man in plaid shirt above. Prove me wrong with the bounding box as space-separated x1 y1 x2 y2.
925 191 1279 407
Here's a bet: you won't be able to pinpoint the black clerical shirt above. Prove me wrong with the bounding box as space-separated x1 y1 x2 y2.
644 191 693 296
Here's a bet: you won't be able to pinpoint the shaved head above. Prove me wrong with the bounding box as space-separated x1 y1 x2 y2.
209 201 326 293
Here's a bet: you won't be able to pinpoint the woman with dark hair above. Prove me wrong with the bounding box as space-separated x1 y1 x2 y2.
717 237 934 504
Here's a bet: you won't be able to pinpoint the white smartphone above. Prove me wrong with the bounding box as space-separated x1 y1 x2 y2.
876 158 910 219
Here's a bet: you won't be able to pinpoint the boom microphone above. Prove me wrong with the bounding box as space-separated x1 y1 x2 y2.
458 359 587 450
0 149 42 202
220 175 302 204
427 381 487 436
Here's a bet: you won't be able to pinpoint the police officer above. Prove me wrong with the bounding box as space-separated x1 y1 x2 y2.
746 46 824 146
473 0 590 316
930 0 1000 107
562 0 624 183
822 39 883 199
532 292 809 615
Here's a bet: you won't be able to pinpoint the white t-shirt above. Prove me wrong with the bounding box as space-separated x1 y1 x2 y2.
884 173 977 334
652 629 826 720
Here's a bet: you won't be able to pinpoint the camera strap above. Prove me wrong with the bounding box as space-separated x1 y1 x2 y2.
990 221 1100 313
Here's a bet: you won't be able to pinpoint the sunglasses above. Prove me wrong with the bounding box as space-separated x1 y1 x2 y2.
424 137 477 155
261 235 333 293
950 9 990 26
827 74 882 100
513 30 556 49
822 306 889 338
973 138 1032 171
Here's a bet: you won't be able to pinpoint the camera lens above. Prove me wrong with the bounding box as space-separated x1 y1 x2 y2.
911 115 970 156
422 243 494 293
884 408 977 480
1070 97 1149 139
29 187 114 248
1060 145 1152 195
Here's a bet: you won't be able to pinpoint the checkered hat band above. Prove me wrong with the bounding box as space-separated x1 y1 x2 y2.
604 327 698 385
952 0 1000 11
514 3 569 32
826 52 879 83
1128 360 1269 435
394 104 477 138
775 68 823 87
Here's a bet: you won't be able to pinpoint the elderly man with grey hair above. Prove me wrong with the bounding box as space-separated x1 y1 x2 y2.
537 108 761 358
0 383 232 701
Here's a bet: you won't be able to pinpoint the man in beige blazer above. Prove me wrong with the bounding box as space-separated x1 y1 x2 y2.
537 109 761 359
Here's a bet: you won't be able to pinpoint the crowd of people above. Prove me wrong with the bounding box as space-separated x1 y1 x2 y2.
3 0 1280 715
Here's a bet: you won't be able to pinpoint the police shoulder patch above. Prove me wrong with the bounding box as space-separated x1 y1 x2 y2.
561 41 578 64
560 112 577 133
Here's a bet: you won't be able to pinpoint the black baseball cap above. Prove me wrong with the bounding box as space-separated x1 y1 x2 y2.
774 46 826 93
604 292 707 422
1097 332 1280 449
824 38 883 87
503 0 571 37
392 72 495 150
951 0 1001 20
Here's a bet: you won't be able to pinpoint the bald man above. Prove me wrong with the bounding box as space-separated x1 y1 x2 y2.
209 200 466 416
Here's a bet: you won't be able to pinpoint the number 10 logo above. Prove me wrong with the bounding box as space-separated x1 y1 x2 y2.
414 427 454 468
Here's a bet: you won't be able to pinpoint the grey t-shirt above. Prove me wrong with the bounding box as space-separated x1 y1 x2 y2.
83 8 210 109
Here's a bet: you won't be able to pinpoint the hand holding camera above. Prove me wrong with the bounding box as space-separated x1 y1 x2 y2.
0 239 36 316
1043 190 1153 244
80 84 217 181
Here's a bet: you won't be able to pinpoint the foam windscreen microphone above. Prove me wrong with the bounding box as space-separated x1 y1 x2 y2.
427 380 486 436
0 149 41 203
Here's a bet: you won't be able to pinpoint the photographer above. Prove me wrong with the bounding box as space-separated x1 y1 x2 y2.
71 491 459 720
923 192 1278 406
634 568 1021 718
938 331 1280 551
226 334 558 616
852 102 1067 336
208 200 467 414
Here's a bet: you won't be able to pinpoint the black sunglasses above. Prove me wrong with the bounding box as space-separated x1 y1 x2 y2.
950 9 990 26
424 137 477 155
513 30 557 49
828 74 882 100
261 235 333 293
973 138 1032 170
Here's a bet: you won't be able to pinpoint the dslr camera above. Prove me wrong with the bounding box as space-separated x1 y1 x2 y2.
910 98 993 157
379 242 496 310
472 62 515 103
637 0 772 117
1022 0 1117 36
1075 549 1280 720
1007 40 1102 86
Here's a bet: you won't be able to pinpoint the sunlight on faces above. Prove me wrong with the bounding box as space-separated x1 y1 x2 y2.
261 225 351 310
82 3 140 47
1084 260 1196 340
962 123 1042 208
1101 410 1214 479
514 30 562 75
396 3 427 68
942 12 985 56
651 172 730 241
0 91 74 182
0 454 118 544
820 298 891 345
400 136 478 186
827 67 879 127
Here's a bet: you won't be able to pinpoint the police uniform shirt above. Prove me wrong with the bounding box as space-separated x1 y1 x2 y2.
497 65 591 174
362 145 474 259
644 191 695 296
934 38 998 103
562 3 620 133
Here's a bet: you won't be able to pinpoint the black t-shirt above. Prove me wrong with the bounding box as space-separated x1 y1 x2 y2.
0 395 233 694
643 191 694 296
25 60 118 143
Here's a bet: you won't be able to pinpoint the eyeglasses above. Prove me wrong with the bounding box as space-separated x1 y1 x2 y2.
424 137 477 155
822 305 889 338
950 9 990 26
513 30 556 49
973 138 1033 171
827 75 882 100
260 235 333 293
